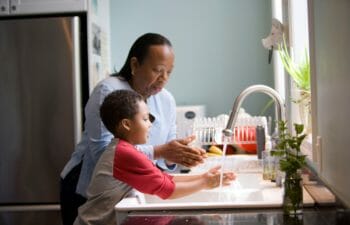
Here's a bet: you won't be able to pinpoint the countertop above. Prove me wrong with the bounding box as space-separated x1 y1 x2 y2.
120 207 350 225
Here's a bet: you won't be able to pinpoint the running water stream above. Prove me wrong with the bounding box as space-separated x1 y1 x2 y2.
219 136 230 189
218 144 227 189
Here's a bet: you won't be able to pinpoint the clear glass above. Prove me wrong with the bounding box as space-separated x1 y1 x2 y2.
283 170 303 215
262 151 279 180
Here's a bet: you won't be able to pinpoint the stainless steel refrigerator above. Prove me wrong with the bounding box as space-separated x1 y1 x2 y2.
0 15 87 225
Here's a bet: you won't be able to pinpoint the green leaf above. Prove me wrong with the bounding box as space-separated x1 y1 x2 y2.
295 124 304 135
278 35 310 91
274 120 307 173
259 99 274 116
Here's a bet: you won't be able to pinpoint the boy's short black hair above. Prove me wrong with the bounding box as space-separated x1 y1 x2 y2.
100 90 144 135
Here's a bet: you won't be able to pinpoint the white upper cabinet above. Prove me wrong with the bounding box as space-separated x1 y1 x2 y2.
0 0 87 16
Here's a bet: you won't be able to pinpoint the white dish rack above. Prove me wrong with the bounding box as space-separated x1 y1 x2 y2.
191 114 268 146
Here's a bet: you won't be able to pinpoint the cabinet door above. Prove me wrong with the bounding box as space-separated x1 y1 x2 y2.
0 0 9 15
9 0 86 15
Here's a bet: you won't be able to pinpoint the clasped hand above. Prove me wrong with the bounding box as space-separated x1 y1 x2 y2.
156 135 206 168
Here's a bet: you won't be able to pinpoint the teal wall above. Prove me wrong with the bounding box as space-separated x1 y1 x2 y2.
110 0 273 117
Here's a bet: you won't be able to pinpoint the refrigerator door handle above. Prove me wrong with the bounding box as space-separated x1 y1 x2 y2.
0 204 60 212
71 16 82 144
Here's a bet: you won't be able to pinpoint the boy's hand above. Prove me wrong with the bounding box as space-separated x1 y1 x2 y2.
203 165 235 189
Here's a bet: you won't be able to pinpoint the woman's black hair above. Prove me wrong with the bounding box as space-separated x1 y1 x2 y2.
100 90 143 135
112 33 172 81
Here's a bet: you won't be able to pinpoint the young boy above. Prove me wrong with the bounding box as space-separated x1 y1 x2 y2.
73 90 235 225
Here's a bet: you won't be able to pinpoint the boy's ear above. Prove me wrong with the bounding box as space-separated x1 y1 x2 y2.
149 113 155 123
121 118 132 131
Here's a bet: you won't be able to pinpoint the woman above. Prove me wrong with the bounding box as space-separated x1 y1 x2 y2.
60 33 206 225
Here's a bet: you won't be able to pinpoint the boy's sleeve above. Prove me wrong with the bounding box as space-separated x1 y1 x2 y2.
113 143 175 199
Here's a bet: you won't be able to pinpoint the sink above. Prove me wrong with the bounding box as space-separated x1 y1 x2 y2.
139 173 281 206
114 155 314 225
115 173 282 225
115 172 282 211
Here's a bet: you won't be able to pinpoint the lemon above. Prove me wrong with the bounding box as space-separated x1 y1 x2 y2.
206 152 222 157
208 145 223 155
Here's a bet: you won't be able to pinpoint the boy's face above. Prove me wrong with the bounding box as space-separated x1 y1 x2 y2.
128 101 152 145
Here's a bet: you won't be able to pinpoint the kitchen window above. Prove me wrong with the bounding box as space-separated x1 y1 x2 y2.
272 1 316 164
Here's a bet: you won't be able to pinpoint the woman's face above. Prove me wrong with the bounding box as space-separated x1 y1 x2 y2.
130 45 174 98
128 100 152 145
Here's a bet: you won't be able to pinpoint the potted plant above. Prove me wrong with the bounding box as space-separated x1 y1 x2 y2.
279 36 311 134
272 120 307 216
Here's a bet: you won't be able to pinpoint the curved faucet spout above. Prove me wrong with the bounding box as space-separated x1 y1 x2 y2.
223 85 285 137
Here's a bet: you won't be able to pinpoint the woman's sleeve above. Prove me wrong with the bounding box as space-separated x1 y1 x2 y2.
157 92 177 171
166 93 177 142
85 83 114 162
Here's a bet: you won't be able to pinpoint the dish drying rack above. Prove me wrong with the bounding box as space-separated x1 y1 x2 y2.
191 114 268 146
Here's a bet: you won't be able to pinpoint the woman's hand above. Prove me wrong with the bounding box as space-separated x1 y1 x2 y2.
203 166 236 189
154 135 206 168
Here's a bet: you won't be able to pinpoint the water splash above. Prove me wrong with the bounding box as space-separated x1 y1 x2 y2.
219 135 231 189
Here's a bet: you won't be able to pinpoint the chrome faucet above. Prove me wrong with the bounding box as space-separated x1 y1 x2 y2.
223 85 285 138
